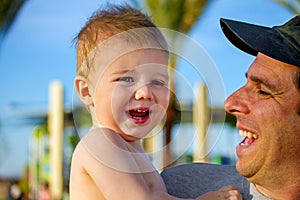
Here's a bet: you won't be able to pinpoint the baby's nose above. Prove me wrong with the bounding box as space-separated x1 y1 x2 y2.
134 84 153 100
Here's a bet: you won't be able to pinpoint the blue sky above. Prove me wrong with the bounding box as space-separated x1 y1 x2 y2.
0 0 294 178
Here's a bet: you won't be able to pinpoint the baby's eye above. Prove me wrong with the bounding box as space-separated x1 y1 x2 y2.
118 77 134 83
151 80 165 86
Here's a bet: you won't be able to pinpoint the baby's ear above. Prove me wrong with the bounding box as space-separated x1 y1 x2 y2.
74 76 93 106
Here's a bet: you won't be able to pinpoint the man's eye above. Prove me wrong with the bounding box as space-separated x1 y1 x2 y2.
258 90 271 96
151 80 165 86
119 77 134 82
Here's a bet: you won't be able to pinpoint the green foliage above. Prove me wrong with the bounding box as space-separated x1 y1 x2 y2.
69 134 80 148
0 0 27 40
225 113 237 128
145 0 208 33
274 0 300 15
18 165 30 195
72 106 93 127
32 123 48 139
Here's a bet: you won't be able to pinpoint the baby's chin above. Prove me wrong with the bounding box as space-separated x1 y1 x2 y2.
121 126 155 139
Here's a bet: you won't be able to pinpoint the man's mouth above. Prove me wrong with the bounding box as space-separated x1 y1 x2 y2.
239 130 258 146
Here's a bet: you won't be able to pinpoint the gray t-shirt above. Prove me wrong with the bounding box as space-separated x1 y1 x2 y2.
250 183 272 200
161 163 271 200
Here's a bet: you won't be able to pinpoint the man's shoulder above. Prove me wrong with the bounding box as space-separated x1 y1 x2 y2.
161 162 252 199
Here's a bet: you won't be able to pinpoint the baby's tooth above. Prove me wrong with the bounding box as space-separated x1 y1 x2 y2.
252 134 258 139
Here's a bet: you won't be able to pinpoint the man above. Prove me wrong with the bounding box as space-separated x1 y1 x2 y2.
161 16 300 200
221 16 300 200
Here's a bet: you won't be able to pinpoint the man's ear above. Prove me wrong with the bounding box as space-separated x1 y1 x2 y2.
74 76 94 106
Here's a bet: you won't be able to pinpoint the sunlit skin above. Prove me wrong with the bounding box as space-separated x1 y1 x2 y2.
70 48 170 200
92 49 170 142
224 53 300 199
70 47 242 200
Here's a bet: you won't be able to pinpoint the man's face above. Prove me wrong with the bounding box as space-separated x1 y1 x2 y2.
224 53 300 187
91 49 169 142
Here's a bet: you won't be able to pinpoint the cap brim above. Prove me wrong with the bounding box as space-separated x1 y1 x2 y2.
220 18 279 56
221 18 260 56
220 18 299 66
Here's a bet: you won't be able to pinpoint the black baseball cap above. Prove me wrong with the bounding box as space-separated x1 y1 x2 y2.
220 16 300 67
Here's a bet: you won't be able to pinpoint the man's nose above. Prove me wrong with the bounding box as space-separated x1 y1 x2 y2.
224 86 250 115
135 84 153 100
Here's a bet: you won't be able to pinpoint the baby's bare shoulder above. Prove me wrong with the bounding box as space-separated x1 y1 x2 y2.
81 127 128 152
75 127 142 172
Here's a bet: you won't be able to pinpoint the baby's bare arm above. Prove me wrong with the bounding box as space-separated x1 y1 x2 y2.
70 128 242 200
69 128 183 200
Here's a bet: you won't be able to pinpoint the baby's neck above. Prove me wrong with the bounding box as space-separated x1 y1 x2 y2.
92 123 105 129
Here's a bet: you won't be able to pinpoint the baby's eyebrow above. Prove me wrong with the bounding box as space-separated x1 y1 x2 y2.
154 72 169 79
112 70 131 75
245 72 278 91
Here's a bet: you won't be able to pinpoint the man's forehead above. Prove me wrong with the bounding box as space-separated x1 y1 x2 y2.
245 53 300 90
254 53 299 71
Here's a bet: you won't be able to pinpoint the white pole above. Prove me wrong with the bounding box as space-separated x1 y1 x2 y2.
48 81 63 200
193 83 209 162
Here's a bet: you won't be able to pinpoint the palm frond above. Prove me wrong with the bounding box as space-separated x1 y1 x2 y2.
274 0 300 15
145 0 208 33
0 0 27 42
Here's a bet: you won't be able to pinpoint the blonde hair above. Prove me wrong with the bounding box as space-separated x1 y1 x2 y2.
74 4 168 78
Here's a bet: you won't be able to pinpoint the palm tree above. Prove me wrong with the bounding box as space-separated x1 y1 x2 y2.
132 0 209 167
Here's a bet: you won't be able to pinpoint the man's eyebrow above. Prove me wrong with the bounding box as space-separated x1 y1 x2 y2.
245 72 278 91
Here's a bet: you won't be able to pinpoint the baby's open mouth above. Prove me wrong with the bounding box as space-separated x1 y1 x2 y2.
239 130 258 146
127 108 150 119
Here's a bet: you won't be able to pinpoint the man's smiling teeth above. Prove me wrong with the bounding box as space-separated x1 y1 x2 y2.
239 130 258 139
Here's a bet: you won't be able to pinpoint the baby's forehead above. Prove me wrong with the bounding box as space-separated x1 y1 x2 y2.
77 27 168 78
95 28 167 53
96 47 168 70
90 35 167 63
89 47 168 79
81 29 169 77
